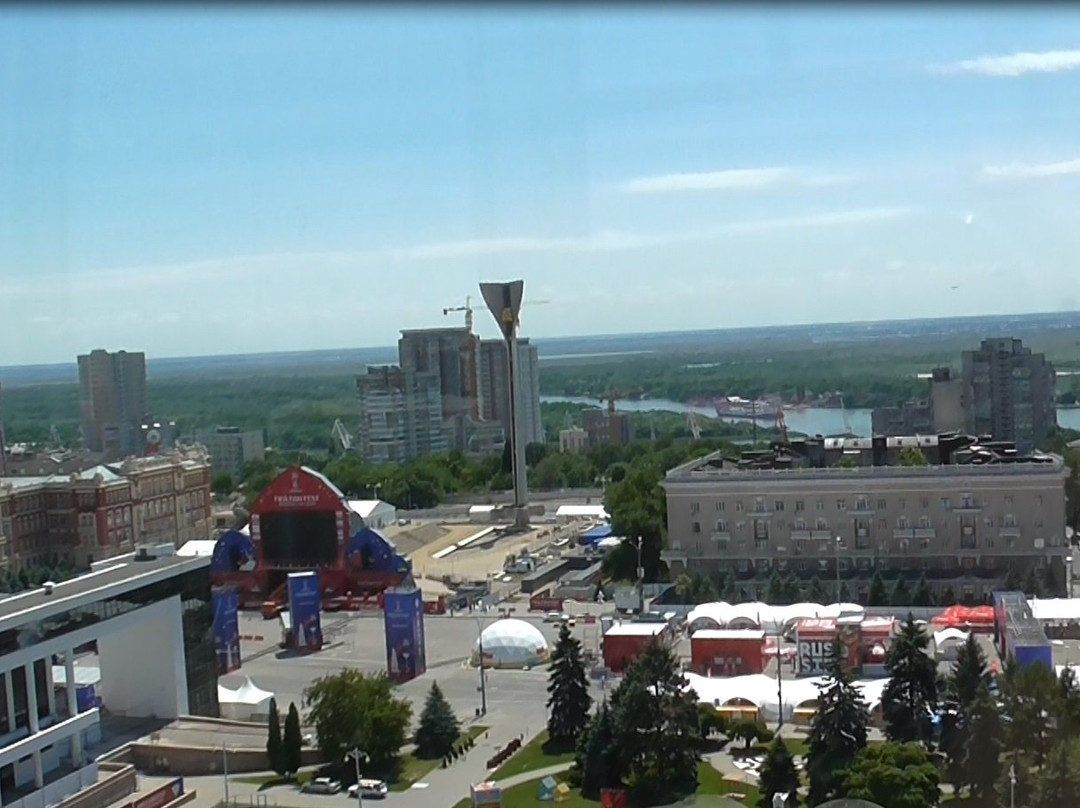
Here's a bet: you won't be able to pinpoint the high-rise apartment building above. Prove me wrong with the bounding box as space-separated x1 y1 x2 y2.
77 349 148 453
398 328 479 451
962 338 1056 452
356 366 446 464
476 338 544 448
193 426 266 479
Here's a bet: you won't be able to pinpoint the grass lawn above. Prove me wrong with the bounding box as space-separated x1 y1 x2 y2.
452 761 760 808
490 730 577 781
391 724 489 792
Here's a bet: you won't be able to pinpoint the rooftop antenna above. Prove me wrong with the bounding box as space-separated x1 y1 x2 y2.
479 280 529 529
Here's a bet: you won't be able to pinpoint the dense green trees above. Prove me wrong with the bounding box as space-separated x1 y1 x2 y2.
414 682 460 760
266 697 285 776
835 742 940 808
601 463 668 583
673 574 718 605
575 639 702 806
881 617 938 745
757 737 798 808
805 643 870 805
546 624 593 750
283 702 303 777
303 669 411 780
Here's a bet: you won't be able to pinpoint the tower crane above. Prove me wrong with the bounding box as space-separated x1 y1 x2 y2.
443 296 474 332
775 407 789 444
331 419 354 454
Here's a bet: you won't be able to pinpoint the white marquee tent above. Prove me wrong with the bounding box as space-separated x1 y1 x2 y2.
683 671 888 723
218 677 275 722
686 601 865 634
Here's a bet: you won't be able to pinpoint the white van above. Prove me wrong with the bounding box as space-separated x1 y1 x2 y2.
348 779 388 800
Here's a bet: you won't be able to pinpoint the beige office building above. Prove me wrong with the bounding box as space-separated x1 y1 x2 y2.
661 438 1069 604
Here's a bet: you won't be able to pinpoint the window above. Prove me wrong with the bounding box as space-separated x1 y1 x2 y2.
737 560 750 572
774 500 785 512
794 519 807 531
918 515 931 529
815 518 828 531
877 518 887 529
690 502 700 515
877 498 887 510
692 522 701 534
736 501 744 512
941 498 951 511
795 500 805 512
897 516 910 529
816 500 824 511
715 520 728 533
898 498 906 509
837 499 846 511
920 497 929 509
855 497 869 511
1005 495 1014 506
715 501 725 512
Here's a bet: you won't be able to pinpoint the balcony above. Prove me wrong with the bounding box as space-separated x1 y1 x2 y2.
913 528 936 540
1000 527 1021 539
750 510 772 520
710 531 732 542
894 528 915 539
791 530 810 541
810 530 832 541
660 549 688 563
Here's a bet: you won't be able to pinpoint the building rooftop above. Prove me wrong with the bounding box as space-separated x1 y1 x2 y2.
605 622 668 637
666 432 1065 482
0 553 209 630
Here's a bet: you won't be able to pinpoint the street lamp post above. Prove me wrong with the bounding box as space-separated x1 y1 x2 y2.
636 537 645 614
221 745 231 808
1008 762 1016 808
834 536 842 602
474 615 488 716
775 624 784 733
1067 555 1073 598
345 748 367 808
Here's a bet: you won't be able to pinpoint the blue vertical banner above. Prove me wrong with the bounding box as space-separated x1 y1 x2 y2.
383 587 426 683
212 588 241 675
287 571 323 652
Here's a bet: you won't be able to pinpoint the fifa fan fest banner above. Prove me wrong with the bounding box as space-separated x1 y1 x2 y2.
212 588 242 675
384 587 427 683
288 571 323 652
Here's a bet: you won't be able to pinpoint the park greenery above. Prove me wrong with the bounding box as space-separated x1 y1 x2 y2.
303 669 412 782
546 623 593 751
265 698 303 780
414 681 460 760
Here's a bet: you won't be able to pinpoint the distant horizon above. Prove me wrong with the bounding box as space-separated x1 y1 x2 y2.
1 307 1077 372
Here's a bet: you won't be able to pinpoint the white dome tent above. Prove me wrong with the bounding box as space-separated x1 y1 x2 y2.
472 618 550 669
932 628 970 662
218 677 276 722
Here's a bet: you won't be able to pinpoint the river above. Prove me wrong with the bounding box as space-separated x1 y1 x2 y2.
541 396 1080 438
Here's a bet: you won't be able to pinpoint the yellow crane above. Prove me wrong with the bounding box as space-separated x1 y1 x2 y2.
443 295 474 331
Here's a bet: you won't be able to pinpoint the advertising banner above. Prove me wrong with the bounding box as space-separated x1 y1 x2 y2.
287 571 323 652
384 587 427 683
529 595 564 612
127 779 184 808
212 588 242 675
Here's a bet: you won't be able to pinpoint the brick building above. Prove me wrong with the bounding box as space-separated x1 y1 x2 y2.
0 447 212 571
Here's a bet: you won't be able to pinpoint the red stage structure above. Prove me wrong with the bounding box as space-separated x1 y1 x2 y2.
210 466 410 612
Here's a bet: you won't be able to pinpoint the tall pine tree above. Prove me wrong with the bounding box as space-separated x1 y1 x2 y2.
881 616 938 745
611 639 702 807
283 702 303 778
546 623 592 750
867 571 888 607
266 697 285 776
941 634 990 789
577 702 622 799
414 681 460 759
960 685 1003 802
757 736 798 808
805 640 870 805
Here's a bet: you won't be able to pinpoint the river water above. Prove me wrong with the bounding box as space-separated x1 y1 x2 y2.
541 396 1080 438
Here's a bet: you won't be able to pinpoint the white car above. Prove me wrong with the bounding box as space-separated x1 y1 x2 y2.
303 778 342 795
348 780 389 800
544 612 561 623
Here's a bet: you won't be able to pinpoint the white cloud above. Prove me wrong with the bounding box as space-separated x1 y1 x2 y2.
617 167 856 195
982 158 1080 180
933 49 1080 77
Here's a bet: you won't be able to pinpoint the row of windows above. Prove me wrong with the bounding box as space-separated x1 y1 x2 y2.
675 532 1058 555
688 493 1038 515
701 553 1048 575
696 513 1033 534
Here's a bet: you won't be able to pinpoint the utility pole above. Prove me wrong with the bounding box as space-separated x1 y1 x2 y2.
775 625 784 732
637 538 645 614
475 615 488 716
834 536 842 602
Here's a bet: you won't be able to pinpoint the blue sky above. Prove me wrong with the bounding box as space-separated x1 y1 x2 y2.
3 6 1080 363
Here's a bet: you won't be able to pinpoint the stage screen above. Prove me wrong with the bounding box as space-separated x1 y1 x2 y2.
260 511 338 566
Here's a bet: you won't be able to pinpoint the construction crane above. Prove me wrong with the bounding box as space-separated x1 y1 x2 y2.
687 408 702 440
599 390 625 415
775 407 789 444
839 395 853 436
443 295 474 332
331 419 354 453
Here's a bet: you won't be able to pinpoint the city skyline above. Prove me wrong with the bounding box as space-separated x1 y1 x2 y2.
3 7 1080 363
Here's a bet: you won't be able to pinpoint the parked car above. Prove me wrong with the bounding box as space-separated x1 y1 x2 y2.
303 778 342 795
544 612 561 623
348 780 389 800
